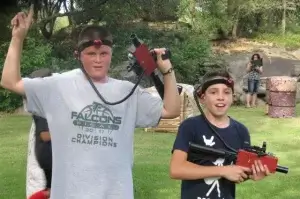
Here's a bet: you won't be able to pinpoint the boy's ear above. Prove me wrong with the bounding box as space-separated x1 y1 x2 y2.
199 94 205 103
74 50 79 60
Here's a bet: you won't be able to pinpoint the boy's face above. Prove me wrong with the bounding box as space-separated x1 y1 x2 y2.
200 83 233 118
79 44 112 82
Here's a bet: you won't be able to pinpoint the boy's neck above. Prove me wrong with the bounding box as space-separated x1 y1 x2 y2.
204 111 230 128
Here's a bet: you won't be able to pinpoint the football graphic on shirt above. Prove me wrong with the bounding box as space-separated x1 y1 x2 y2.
78 102 114 122
72 102 122 134
92 102 114 119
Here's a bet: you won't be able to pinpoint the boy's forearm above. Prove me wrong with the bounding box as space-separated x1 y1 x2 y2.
1 37 23 88
162 71 181 118
170 161 225 180
40 131 51 142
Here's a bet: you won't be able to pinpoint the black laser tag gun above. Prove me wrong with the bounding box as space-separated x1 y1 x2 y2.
251 58 263 71
187 142 289 174
127 34 182 99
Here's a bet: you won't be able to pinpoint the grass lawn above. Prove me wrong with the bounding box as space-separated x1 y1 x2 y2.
0 105 299 199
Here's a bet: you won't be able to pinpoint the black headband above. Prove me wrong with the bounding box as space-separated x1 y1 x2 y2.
196 77 234 96
77 39 113 52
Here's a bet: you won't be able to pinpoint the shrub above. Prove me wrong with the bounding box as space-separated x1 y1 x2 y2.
0 35 53 112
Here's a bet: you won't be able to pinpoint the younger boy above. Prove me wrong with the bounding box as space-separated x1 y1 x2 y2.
170 70 270 199
29 115 52 199
27 69 53 199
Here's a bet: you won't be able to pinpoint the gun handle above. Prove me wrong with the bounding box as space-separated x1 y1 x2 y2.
150 73 164 99
151 48 171 61
150 72 183 100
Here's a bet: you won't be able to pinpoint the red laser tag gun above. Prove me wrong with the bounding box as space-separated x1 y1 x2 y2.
128 34 171 76
187 142 289 174
127 34 182 99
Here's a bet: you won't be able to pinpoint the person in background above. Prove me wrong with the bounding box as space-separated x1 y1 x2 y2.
29 116 52 199
25 108 45 198
246 53 263 108
26 69 53 199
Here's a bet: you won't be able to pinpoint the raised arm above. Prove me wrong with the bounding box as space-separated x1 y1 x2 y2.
246 62 252 73
0 5 34 95
34 116 51 142
154 48 181 119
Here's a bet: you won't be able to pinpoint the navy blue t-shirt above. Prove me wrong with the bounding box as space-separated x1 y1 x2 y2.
172 115 251 199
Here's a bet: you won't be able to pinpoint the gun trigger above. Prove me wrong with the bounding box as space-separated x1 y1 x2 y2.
127 65 132 72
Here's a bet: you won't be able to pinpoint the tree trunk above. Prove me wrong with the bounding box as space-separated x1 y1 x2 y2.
40 24 52 40
228 0 240 39
282 0 286 35
232 18 239 39
232 9 240 39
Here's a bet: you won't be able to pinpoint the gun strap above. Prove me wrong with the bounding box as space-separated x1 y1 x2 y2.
196 77 234 96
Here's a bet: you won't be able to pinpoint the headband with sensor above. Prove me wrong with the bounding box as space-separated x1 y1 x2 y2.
195 76 234 96
77 39 113 52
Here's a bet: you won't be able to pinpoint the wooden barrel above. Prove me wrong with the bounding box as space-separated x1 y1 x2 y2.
268 76 297 118
265 77 271 115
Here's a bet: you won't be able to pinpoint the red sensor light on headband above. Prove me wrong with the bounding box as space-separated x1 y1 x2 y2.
227 78 234 86
93 40 102 46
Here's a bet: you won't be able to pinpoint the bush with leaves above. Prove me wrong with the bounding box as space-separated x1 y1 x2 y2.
106 26 215 84
0 34 53 112
0 24 217 112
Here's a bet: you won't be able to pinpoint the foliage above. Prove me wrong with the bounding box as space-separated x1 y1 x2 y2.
136 0 180 21
2 0 300 111
0 32 53 112
106 25 214 84
53 16 70 33
171 34 212 84
254 32 300 49
0 21 214 112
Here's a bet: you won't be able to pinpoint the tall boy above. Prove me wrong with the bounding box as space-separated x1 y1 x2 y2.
25 68 53 199
1 5 180 198
170 70 271 199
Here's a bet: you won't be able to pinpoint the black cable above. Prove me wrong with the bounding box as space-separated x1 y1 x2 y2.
79 63 146 105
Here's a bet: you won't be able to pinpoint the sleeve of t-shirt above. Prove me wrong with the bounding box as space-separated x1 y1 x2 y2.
22 76 56 118
238 123 251 148
172 120 194 153
135 86 163 128
34 116 49 134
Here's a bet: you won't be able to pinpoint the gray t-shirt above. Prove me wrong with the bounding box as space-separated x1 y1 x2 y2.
23 69 163 199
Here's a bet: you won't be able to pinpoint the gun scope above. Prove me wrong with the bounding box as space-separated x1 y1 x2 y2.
189 143 236 157
130 34 141 48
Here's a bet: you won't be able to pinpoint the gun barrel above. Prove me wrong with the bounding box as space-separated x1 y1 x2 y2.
276 165 289 174
189 142 231 157
130 34 141 48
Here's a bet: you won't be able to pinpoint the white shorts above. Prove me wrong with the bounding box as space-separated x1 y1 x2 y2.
26 121 46 198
